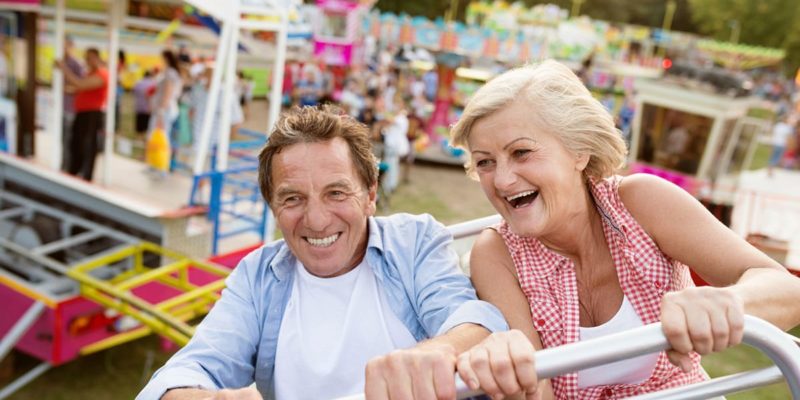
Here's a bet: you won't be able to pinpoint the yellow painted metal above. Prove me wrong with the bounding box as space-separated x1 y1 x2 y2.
156 280 226 311
115 259 189 291
79 325 152 355
71 246 138 273
68 241 231 348
79 300 216 356
157 274 198 292
0 275 58 308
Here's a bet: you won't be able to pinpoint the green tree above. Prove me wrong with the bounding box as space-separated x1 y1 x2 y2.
782 4 800 76
688 0 800 73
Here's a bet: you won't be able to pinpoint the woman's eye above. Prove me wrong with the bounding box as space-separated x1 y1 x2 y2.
475 159 493 168
512 149 531 158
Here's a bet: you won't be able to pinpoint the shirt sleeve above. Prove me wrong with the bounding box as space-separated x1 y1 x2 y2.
411 215 508 336
136 254 263 400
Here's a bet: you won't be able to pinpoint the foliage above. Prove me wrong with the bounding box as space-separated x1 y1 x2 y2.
687 0 800 73
372 0 800 74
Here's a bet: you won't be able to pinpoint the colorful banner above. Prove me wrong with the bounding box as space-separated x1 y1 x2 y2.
0 0 40 5
0 96 17 155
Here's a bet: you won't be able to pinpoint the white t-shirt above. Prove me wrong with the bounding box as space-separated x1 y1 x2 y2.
577 296 659 389
383 113 410 158
190 84 244 149
152 68 183 120
664 126 689 154
772 121 795 147
273 259 417 400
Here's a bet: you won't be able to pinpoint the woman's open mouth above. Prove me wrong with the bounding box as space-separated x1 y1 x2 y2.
505 190 539 208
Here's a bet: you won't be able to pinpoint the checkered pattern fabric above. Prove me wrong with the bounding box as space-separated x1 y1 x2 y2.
496 176 707 399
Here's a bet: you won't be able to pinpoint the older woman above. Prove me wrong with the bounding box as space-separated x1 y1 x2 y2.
450 60 800 399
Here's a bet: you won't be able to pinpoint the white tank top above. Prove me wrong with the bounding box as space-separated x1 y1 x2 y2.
577 295 659 389
273 259 417 400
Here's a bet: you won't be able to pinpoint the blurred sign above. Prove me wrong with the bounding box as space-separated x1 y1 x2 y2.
0 0 39 5
0 96 17 154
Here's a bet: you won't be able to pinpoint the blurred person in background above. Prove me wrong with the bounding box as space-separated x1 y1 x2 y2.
59 35 85 171
56 47 109 181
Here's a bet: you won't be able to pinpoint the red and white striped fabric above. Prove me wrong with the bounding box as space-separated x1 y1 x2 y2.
495 175 707 399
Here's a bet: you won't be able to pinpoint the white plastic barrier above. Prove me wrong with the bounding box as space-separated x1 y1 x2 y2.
338 315 800 400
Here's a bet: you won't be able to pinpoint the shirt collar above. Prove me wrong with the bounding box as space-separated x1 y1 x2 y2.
269 217 384 281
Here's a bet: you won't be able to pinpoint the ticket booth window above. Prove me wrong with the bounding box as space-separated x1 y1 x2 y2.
321 11 348 39
638 104 713 175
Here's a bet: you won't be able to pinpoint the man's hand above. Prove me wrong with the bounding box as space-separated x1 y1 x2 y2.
364 342 458 400
203 387 263 400
162 386 262 400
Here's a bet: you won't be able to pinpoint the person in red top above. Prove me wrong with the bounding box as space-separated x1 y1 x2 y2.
56 47 109 181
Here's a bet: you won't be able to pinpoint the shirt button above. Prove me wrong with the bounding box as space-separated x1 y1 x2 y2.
536 319 546 327
603 388 614 397
654 281 662 288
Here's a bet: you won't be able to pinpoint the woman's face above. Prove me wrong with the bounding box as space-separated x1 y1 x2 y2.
467 99 588 238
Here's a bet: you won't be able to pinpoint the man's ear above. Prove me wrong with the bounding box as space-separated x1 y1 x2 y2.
575 152 590 172
366 183 378 216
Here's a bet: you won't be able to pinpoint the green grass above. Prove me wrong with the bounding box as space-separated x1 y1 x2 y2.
749 143 772 171
701 326 800 399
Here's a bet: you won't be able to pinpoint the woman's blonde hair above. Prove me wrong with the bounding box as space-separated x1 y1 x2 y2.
450 59 627 180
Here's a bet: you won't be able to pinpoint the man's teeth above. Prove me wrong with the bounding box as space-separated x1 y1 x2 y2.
506 190 537 201
306 234 339 247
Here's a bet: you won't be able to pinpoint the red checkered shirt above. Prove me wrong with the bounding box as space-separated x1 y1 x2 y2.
495 175 707 399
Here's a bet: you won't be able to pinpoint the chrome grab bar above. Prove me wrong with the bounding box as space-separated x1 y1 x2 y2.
337 315 800 400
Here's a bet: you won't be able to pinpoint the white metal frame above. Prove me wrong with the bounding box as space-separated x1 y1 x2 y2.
187 0 289 174
46 0 290 185
339 315 800 400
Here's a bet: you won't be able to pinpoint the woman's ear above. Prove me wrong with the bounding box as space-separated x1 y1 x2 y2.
575 153 590 172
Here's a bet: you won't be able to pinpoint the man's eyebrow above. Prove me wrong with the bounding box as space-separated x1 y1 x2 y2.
324 180 355 191
274 187 300 198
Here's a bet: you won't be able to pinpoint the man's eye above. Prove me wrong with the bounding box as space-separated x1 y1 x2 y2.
329 191 347 200
283 196 301 206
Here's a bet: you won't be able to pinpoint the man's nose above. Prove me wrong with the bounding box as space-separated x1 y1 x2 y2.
303 198 332 232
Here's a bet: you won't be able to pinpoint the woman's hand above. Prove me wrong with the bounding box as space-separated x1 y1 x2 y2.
660 286 745 372
456 330 540 400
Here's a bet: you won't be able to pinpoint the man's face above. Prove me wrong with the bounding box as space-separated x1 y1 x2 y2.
270 138 377 278
84 52 100 69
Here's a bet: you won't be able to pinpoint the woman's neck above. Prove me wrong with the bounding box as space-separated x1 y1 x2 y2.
539 181 605 264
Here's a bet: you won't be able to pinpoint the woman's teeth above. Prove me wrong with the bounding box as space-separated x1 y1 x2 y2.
306 234 339 247
505 190 539 208
506 190 537 202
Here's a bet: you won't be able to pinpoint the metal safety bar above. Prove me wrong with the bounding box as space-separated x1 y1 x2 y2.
447 214 502 240
339 315 800 400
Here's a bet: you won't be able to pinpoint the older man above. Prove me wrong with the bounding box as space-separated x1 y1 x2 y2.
137 106 506 400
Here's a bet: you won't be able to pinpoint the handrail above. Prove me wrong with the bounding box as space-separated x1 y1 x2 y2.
447 214 501 240
533 315 800 396
337 315 800 400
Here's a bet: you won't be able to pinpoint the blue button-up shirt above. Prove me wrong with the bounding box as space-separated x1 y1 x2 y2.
138 213 507 400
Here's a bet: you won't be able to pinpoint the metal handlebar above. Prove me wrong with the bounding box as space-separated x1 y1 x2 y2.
446 214 502 240
337 315 800 400
536 315 800 399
